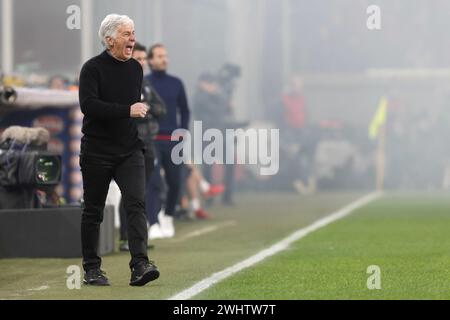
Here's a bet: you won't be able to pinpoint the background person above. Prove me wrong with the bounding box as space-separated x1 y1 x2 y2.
145 44 190 238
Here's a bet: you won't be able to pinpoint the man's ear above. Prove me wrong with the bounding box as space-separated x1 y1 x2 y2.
106 36 114 48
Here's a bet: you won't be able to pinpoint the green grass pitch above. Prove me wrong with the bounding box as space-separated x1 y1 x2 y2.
1 192 450 300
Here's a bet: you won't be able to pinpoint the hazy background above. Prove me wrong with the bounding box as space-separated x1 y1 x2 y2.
2 0 450 196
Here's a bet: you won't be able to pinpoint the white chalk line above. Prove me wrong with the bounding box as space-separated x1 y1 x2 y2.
168 192 382 300
170 220 237 243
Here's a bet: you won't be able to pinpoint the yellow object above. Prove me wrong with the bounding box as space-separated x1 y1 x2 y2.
2 75 25 87
369 97 388 139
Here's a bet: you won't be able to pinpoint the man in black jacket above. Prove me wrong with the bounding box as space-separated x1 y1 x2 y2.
119 42 166 251
78 14 159 286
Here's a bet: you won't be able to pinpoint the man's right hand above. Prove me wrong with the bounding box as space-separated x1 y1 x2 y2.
130 103 149 118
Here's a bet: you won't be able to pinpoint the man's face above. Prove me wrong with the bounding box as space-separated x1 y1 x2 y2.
132 50 147 69
149 47 168 71
107 23 136 61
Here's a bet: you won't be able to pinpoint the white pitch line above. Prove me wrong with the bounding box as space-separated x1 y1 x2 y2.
26 285 49 292
171 220 237 243
168 192 382 300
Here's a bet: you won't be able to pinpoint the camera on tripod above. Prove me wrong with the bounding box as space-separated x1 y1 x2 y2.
0 126 62 209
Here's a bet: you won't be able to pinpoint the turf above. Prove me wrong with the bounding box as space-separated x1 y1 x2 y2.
0 192 360 300
3 192 449 300
196 193 450 300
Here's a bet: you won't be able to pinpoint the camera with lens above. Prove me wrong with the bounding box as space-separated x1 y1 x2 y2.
0 126 62 209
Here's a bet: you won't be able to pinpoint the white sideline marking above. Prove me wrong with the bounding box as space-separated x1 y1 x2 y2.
168 192 382 300
26 285 49 292
171 221 237 243
1 284 50 300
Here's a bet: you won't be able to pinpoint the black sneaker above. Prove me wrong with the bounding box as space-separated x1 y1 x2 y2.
83 268 110 286
130 261 160 286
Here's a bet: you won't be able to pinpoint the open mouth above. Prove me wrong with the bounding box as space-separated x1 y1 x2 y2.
125 44 134 55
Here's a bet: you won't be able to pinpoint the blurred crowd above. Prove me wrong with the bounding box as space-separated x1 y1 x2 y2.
3 34 450 234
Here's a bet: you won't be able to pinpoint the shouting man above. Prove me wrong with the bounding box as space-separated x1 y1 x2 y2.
78 14 159 286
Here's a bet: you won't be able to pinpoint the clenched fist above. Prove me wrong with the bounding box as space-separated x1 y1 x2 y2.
130 102 150 118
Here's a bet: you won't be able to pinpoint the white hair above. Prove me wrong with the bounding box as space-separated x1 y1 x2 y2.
98 14 134 49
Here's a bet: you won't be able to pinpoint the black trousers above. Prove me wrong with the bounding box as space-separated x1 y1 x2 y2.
80 149 149 271
119 144 155 241
147 140 182 220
